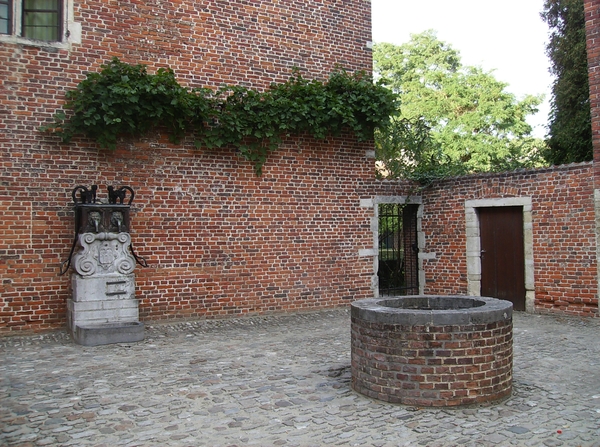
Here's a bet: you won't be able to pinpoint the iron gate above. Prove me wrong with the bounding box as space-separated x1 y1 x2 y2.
378 203 419 296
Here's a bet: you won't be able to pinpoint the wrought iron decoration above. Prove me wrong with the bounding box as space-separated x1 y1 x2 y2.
60 185 147 275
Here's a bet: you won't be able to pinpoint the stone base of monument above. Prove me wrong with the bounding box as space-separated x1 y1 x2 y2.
71 321 145 346
68 271 144 346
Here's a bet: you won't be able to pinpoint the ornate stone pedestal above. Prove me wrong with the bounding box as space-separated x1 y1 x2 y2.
67 204 144 346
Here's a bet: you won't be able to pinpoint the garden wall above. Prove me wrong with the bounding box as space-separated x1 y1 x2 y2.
415 163 597 316
0 0 375 333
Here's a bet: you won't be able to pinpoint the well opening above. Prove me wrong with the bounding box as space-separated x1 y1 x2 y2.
378 296 486 310
351 295 513 407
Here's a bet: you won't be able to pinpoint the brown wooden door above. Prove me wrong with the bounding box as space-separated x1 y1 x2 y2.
479 206 526 311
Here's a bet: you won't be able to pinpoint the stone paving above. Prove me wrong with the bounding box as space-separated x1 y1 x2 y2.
1 309 599 447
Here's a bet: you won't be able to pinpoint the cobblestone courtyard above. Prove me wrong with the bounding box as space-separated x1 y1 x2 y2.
1 309 599 446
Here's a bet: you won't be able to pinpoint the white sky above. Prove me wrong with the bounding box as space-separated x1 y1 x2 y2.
371 0 553 138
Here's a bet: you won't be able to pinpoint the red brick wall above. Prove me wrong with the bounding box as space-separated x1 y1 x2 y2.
0 0 374 333
127 137 376 321
3 0 600 334
417 164 597 316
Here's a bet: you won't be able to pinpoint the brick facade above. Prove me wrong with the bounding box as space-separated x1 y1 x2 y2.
362 162 598 318
416 163 598 316
0 0 375 333
2 0 600 334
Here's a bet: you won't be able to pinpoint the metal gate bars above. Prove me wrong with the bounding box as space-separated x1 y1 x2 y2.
378 203 419 296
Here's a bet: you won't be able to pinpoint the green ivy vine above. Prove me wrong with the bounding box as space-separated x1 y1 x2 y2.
42 58 397 174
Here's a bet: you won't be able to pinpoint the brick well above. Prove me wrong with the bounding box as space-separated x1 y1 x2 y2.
351 296 513 407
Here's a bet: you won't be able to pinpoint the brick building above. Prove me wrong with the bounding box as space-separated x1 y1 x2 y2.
0 0 378 333
1 0 599 334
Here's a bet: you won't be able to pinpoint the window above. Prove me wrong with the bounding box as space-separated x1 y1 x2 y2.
1 0 63 42
0 0 11 35
23 0 62 41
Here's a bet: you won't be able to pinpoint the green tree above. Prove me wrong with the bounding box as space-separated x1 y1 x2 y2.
542 0 592 164
373 31 546 180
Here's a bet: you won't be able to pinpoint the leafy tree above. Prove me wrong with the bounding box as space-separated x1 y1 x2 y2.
542 0 592 164
373 31 546 181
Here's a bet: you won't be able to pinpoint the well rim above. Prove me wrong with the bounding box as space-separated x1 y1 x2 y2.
351 295 513 326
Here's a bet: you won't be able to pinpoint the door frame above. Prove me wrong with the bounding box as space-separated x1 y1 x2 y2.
361 196 424 297
465 197 535 312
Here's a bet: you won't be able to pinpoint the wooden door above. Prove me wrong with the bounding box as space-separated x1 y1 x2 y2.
479 206 526 311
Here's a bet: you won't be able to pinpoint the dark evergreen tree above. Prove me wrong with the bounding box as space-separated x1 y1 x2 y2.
542 0 593 164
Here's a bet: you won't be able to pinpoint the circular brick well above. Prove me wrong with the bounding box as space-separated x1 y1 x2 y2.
351 296 513 407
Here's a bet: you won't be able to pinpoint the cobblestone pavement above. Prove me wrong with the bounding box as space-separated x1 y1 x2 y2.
1 309 599 447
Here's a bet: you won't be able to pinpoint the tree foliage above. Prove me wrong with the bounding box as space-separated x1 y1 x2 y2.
373 31 546 182
542 0 592 164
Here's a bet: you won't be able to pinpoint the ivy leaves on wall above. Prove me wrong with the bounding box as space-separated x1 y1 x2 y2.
43 58 397 175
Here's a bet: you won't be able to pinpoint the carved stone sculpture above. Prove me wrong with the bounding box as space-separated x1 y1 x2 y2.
72 232 136 277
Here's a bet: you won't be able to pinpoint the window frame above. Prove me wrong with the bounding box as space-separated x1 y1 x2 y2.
0 0 78 47
21 0 63 42
0 0 12 35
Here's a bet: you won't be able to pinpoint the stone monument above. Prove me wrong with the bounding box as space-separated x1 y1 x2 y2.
63 185 145 346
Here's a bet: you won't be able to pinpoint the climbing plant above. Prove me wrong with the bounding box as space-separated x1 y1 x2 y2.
43 58 397 174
